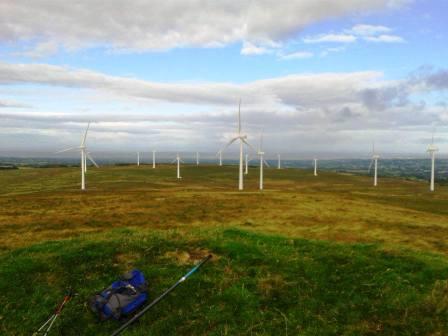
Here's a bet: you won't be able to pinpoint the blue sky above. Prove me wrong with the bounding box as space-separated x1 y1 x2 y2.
0 0 447 156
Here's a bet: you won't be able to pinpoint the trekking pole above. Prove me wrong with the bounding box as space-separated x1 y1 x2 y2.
33 289 74 336
110 254 212 336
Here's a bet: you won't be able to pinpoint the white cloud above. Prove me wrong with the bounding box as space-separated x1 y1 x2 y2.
303 34 357 44
240 42 271 56
364 34 405 43
15 41 59 59
349 24 392 36
305 24 405 46
0 61 382 108
320 47 346 58
1 61 445 154
0 0 408 54
280 51 314 60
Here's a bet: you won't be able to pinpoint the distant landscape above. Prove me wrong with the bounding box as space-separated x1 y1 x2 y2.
2 156 447 184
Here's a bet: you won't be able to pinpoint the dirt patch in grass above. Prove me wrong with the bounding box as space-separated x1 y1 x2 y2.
164 248 217 265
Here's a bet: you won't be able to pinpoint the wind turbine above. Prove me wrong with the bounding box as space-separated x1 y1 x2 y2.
172 153 184 179
216 150 223 166
427 132 438 192
258 131 270 190
84 151 91 173
221 99 255 190
368 142 380 187
137 152 140 166
152 150 156 169
277 154 281 169
314 158 318 176
245 154 249 175
196 152 200 166
56 122 99 190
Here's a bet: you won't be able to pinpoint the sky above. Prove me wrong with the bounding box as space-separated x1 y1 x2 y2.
0 0 447 157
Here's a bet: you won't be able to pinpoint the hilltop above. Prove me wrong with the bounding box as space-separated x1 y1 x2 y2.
0 165 447 335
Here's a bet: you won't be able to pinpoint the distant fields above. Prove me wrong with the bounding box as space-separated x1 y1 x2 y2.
0 165 447 335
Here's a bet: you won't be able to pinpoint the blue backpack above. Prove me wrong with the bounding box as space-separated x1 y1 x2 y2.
90 270 148 320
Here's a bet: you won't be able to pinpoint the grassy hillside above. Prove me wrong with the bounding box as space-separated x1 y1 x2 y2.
0 164 447 335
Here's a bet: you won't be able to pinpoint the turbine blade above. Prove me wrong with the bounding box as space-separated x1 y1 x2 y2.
81 122 91 146
86 152 99 168
180 159 185 163
263 159 270 167
368 159 374 173
220 137 239 153
55 147 79 154
242 138 257 153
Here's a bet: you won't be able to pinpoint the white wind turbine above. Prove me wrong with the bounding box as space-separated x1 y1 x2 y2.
427 132 438 192
196 151 200 166
368 142 380 187
221 99 255 190
258 131 270 190
152 150 156 169
245 154 249 175
216 150 223 166
137 152 140 166
172 153 185 179
314 158 318 176
56 122 99 190
277 154 281 169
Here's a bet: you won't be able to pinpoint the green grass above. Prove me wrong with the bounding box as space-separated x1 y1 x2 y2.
1 228 447 335
0 164 447 335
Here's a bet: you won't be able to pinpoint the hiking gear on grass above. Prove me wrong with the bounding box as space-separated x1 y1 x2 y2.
90 269 148 321
33 289 74 336
110 254 212 336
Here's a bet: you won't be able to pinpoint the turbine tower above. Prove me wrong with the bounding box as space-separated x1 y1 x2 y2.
277 154 281 169
152 150 156 169
172 153 184 179
196 151 200 166
56 122 99 190
258 131 270 190
221 99 255 190
368 142 380 187
245 154 249 175
427 133 438 192
137 152 140 166
314 158 318 176
217 150 223 166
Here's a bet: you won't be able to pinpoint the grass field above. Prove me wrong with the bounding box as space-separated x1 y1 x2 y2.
0 164 447 335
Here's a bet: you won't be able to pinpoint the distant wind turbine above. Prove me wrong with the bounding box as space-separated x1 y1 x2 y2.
368 142 380 187
314 158 318 176
56 122 99 190
427 132 438 192
221 99 255 190
217 150 223 166
172 153 184 179
258 131 270 190
196 151 200 166
277 154 281 169
245 154 249 175
137 152 140 166
152 150 156 169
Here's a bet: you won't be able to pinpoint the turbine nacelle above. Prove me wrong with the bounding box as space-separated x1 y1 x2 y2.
427 144 438 153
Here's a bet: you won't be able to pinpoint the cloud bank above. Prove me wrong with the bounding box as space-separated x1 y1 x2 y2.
0 61 446 153
0 0 408 54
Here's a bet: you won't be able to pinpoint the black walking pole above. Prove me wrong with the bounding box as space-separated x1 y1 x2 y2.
110 254 212 336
